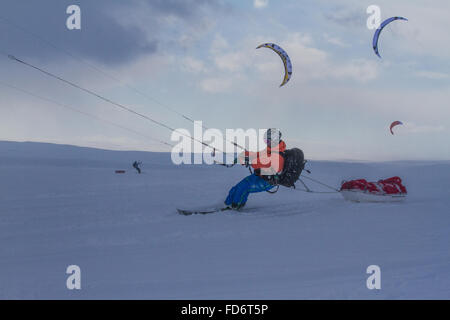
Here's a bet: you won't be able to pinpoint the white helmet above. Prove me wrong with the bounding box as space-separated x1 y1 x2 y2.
264 128 282 146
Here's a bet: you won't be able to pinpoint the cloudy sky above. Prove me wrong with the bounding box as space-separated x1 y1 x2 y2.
0 0 449 160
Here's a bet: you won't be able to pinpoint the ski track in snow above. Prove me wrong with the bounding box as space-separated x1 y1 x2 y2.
0 141 449 299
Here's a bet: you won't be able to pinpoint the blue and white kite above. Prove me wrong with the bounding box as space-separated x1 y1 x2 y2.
373 16 408 58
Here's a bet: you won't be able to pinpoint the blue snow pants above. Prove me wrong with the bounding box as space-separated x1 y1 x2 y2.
225 174 274 208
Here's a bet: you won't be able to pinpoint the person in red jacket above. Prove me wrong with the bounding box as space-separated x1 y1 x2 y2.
225 128 285 210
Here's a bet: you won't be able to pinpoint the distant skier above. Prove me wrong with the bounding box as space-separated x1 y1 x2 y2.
225 128 285 210
132 161 142 174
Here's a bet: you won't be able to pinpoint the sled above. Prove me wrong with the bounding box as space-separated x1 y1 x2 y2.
340 190 406 203
340 176 407 203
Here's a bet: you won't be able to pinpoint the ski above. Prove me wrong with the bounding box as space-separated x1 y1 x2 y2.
177 207 232 215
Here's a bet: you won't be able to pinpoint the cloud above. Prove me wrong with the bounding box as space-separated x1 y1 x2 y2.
321 0 450 60
323 6 365 28
184 31 379 97
331 59 378 82
181 57 207 74
402 122 446 134
323 34 348 47
253 0 269 9
199 77 233 93
191 31 378 95
0 0 226 65
214 52 249 72
210 33 230 54
257 33 377 83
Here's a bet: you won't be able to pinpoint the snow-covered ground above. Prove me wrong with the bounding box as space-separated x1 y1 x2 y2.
0 141 449 299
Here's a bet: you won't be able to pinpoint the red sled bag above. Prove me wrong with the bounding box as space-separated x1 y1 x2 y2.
340 179 379 193
340 176 407 202
377 176 407 194
341 176 407 194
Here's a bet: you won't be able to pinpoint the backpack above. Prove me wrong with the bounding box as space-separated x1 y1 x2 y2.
277 148 306 187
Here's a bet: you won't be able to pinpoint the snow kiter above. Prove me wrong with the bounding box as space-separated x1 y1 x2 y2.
340 176 407 202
